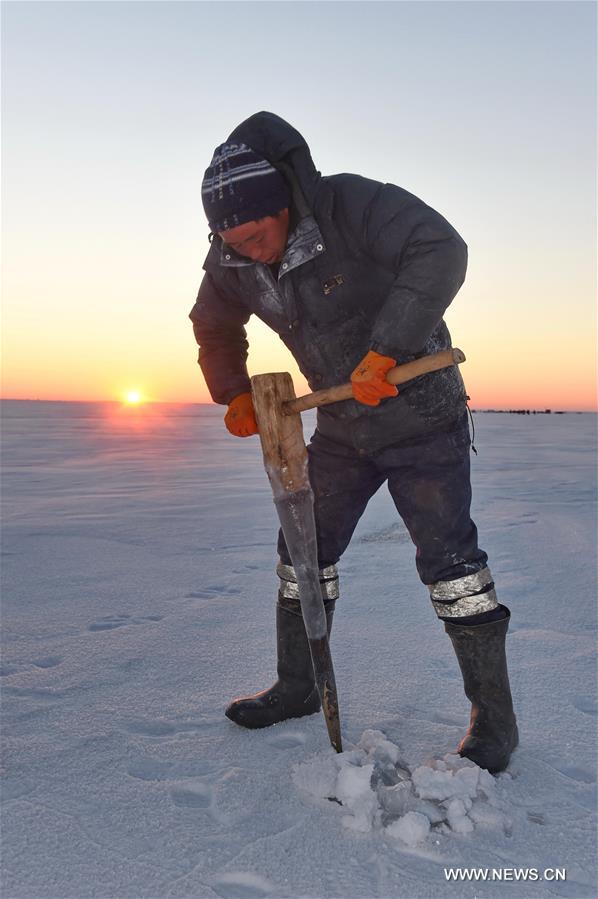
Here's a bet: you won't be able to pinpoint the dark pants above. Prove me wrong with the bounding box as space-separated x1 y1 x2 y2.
278 413 487 586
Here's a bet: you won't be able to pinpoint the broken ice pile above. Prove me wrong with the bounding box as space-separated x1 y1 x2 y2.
292 729 507 847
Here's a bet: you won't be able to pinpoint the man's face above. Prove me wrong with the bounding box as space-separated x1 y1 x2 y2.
218 209 290 264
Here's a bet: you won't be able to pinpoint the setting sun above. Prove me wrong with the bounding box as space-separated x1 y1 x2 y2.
124 390 143 405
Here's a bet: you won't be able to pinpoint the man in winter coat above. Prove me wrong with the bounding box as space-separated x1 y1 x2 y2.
190 112 518 773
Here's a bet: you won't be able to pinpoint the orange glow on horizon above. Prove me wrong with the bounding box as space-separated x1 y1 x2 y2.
1 363 596 411
2 380 596 411
1 316 596 411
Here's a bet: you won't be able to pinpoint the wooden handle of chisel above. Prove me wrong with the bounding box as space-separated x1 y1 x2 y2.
283 348 466 415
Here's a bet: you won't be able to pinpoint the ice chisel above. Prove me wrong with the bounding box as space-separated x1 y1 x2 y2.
251 347 466 753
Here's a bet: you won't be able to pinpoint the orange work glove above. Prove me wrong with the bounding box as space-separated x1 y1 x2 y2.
224 391 258 437
351 350 399 406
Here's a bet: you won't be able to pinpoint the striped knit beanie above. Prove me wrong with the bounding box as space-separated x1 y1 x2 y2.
201 142 291 233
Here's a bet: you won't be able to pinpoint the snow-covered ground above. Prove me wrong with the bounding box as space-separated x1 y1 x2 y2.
1 401 596 898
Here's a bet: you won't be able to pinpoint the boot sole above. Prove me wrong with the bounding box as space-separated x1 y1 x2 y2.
225 704 321 729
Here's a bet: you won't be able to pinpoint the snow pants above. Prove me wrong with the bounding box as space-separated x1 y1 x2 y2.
277 411 488 587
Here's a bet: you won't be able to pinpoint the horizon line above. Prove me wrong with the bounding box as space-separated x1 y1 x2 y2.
0 398 596 414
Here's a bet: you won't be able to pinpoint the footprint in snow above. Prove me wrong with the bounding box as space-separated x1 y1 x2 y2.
0 664 21 677
556 764 596 784
505 515 538 528
266 731 306 750
3 686 65 701
403 704 462 724
125 719 178 737
32 656 62 669
127 755 218 782
427 711 464 727
119 657 145 674
170 783 213 810
211 872 275 898
127 759 174 781
88 614 163 632
526 810 546 825
571 694 598 716
88 615 130 632
427 658 459 681
184 585 241 600
123 718 217 738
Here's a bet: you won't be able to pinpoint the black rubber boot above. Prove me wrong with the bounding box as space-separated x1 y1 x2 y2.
225 595 335 729
445 609 518 774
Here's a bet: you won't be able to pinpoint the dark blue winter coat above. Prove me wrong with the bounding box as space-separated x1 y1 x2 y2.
189 112 469 452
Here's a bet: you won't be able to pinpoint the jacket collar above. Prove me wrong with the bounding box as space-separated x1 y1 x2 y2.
280 215 326 276
209 215 326 277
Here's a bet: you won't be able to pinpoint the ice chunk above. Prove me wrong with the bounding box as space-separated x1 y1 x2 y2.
378 781 415 818
412 798 447 825
336 762 378 832
336 762 375 804
444 797 473 833
454 765 480 797
386 811 431 847
411 766 456 801
477 767 498 800
357 729 401 764
293 731 505 847
341 798 378 833
357 729 389 753
374 742 401 765
448 814 474 834
292 755 338 800
412 763 480 802
339 749 367 767
444 752 478 771
370 761 402 789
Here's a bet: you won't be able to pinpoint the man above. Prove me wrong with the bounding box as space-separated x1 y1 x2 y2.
190 112 518 774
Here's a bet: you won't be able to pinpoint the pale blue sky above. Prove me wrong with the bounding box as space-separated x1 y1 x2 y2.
2 1 596 407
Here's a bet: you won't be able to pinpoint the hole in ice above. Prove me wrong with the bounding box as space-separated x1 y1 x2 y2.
292 729 506 843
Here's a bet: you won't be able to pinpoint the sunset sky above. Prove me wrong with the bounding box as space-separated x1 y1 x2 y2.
2 1 596 410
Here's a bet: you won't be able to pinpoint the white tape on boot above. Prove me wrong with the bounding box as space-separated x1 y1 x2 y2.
429 567 498 618
276 561 339 600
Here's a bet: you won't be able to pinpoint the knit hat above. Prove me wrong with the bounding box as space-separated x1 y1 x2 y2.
201 142 291 233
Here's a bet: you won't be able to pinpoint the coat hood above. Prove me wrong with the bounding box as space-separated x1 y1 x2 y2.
227 112 321 216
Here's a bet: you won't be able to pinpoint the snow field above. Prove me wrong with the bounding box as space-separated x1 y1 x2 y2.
1 403 597 898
